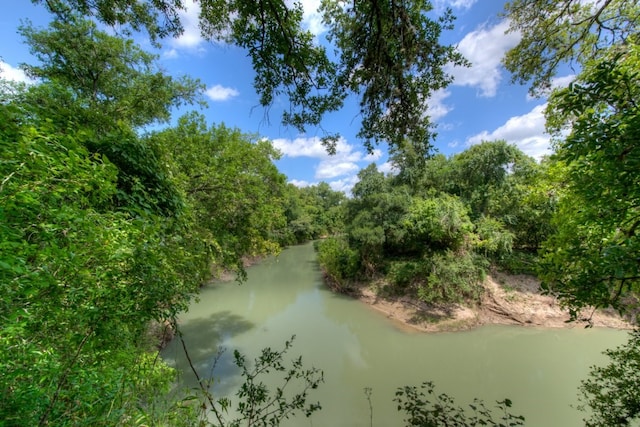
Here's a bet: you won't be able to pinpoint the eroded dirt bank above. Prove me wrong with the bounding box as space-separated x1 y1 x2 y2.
355 271 632 332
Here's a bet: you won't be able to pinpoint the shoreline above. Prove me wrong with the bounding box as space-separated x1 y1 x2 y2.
350 270 633 333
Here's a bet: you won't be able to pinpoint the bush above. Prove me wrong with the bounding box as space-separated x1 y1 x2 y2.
315 237 360 288
417 251 487 304
475 216 514 259
387 261 423 289
497 251 539 275
403 193 474 252
395 381 524 426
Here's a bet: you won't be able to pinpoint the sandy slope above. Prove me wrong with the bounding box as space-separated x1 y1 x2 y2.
354 271 632 332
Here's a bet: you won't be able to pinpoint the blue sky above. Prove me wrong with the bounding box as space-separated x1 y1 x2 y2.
0 0 571 193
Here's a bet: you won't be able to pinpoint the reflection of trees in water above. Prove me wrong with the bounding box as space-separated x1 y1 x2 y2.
216 244 323 327
162 243 324 396
161 310 254 394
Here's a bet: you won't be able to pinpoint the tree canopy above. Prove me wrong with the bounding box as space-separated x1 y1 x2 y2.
503 0 640 96
32 0 466 154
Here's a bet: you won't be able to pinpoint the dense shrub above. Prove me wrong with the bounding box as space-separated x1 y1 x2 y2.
417 251 487 304
315 237 360 288
475 216 514 258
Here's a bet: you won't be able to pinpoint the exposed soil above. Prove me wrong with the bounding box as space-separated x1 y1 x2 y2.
354 270 632 333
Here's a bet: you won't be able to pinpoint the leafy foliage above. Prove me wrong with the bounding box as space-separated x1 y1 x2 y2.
0 16 303 425
20 15 203 130
475 216 515 258
539 43 640 317
402 193 474 252
418 251 487 305
395 381 525 426
280 182 346 245
33 0 466 153
503 0 640 96
578 330 640 427
322 0 467 152
185 337 324 427
315 237 360 291
0 116 201 426
151 112 288 274
200 0 342 147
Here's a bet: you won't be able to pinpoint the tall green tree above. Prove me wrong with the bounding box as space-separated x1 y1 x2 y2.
503 0 640 96
540 43 640 316
20 15 203 130
0 113 205 426
18 16 203 217
504 3 640 424
150 112 288 273
32 0 466 154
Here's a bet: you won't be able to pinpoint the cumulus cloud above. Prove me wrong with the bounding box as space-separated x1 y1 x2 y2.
378 161 398 175
205 84 239 101
435 0 478 9
527 74 576 100
298 0 326 36
167 0 205 54
448 20 521 97
289 179 312 188
316 161 360 179
327 175 361 194
272 135 384 192
0 60 31 83
426 89 453 121
162 48 179 59
466 104 551 159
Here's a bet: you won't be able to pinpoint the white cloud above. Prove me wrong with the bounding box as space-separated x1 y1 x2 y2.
327 175 360 194
527 74 576 100
272 136 333 158
289 179 312 188
448 20 521 97
316 161 359 179
435 0 478 9
0 60 31 83
169 0 205 52
378 161 398 175
162 48 179 59
427 89 452 121
205 84 239 101
298 0 326 36
466 104 551 159
272 135 382 192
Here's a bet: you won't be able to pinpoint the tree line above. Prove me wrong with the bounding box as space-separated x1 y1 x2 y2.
0 12 343 425
1 0 639 425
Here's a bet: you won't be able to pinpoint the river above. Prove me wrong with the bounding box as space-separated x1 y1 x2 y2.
161 242 628 426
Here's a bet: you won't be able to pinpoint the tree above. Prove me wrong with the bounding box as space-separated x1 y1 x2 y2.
321 0 467 153
32 0 466 154
578 330 640 426
0 115 205 426
281 182 346 244
346 165 412 270
539 43 640 317
150 112 288 274
503 0 640 96
20 15 203 130
447 140 530 219
18 16 203 217
1 13 335 422
504 3 640 424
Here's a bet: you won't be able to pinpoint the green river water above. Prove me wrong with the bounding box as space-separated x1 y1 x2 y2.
161 242 628 426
